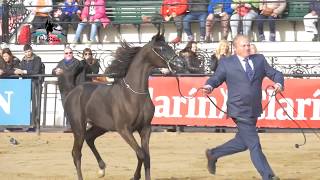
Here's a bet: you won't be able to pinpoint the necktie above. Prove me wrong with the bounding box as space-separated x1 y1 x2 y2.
244 58 254 80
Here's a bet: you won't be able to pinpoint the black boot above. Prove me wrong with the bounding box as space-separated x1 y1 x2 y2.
312 34 319 41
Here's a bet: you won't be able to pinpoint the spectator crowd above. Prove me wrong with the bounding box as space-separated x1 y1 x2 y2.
16 0 320 44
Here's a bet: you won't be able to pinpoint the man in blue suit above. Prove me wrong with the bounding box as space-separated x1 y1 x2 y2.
202 35 283 180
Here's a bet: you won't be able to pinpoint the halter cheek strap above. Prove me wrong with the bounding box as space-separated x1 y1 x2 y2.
152 48 177 73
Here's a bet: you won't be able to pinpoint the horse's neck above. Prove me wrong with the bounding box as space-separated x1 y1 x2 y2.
124 55 151 91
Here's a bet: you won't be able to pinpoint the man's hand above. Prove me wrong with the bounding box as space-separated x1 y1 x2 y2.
273 83 283 94
202 85 213 94
164 16 171 21
55 68 64 75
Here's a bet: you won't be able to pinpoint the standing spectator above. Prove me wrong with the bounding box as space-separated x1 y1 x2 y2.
304 0 320 41
179 41 204 73
202 35 283 180
256 0 286 42
24 0 53 41
160 0 188 43
20 44 44 131
205 0 233 42
210 39 230 72
52 47 83 130
73 0 110 43
230 0 259 39
60 0 81 40
78 47 100 82
52 47 83 104
0 48 21 77
183 0 208 41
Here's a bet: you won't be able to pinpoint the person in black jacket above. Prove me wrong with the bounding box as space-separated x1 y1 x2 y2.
0 48 21 77
179 41 204 73
52 47 84 130
79 48 100 82
20 44 44 131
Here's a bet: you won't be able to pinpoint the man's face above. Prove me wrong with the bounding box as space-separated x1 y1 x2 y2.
24 49 33 58
64 49 73 60
234 37 250 58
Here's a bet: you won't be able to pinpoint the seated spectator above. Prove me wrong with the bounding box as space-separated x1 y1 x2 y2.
160 0 188 43
206 0 233 42
256 0 286 42
24 0 53 43
230 0 259 39
20 44 44 131
304 0 320 41
73 0 110 43
183 0 208 41
0 48 21 77
79 48 100 82
179 41 204 73
210 39 230 72
60 0 81 40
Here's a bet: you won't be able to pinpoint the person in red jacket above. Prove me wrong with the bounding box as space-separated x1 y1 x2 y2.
160 0 187 43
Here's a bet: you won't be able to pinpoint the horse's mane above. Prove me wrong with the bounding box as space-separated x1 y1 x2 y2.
105 41 141 77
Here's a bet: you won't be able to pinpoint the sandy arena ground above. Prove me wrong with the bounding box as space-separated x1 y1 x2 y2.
0 132 320 180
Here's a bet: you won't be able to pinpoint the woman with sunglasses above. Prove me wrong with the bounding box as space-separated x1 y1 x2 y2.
79 48 100 82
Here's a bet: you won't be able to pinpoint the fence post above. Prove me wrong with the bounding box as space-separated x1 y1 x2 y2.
1 0 9 43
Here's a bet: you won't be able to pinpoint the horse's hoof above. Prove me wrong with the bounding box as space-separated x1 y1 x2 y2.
97 168 105 178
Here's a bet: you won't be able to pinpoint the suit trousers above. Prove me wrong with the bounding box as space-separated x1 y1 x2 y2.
211 118 275 180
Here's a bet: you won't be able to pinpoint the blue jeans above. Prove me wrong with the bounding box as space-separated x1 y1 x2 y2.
256 14 276 35
74 22 101 42
183 12 208 37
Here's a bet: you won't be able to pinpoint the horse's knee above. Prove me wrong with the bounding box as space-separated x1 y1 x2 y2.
136 149 146 161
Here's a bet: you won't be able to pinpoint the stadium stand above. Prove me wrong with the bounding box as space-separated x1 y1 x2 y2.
282 0 310 41
105 0 162 42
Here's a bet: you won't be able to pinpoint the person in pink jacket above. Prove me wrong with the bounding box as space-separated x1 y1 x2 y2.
73 0 110 43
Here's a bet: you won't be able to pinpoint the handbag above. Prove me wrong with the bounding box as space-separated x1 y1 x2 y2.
261 7 274 16
237 6 250 17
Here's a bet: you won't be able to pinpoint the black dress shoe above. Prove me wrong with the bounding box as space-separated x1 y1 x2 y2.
205 149 217 175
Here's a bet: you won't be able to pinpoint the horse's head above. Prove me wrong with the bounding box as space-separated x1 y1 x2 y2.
146 32 184 73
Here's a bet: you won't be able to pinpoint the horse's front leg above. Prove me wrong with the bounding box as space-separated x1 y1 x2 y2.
139 125 151 180
118 128 147 180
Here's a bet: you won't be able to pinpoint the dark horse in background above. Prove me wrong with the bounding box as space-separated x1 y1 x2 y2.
63 32 184 180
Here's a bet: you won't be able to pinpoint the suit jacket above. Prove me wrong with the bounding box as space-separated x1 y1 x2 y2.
205 53 284 119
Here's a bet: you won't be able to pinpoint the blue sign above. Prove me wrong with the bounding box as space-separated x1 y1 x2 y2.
0 79 31 125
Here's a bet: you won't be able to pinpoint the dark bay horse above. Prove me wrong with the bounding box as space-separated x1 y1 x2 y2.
64 32 184 180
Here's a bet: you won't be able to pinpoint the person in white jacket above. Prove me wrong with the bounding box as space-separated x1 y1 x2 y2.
24 0 53 31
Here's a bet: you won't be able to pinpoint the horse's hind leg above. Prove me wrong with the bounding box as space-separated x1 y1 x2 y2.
138 126 151 180
72 131 85 180
85 126 107 177
118 129 149 180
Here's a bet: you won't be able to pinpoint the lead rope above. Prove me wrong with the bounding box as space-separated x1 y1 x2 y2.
175 77 319 148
